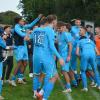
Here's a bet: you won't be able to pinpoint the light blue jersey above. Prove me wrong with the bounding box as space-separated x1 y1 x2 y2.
30 27 46 75
0 36 6 95
31 26 62 76
32 26 62 99
58 32 72 72
14 17 40 61
41 25 62 100
71 26 80 40
0 36 6 49
77 38 96 56
58 32 72 56
43 26 62 60
77 37 100 88
70 26 80 71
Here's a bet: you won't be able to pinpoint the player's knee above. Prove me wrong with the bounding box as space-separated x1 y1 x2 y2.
50 74 58 83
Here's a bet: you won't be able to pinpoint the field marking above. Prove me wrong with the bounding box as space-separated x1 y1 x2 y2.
58 77 74 100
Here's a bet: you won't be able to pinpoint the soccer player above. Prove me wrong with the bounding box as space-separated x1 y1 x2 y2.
85 25 95 86
86 25 95 42
10 14 43 86
29 18 48 98
0 35 7 99
76 26 100 91
70 19 81 81
95 27 100 73
57 21 72 93
31 15 64 100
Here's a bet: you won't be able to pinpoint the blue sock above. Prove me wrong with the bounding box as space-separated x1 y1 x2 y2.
65 83 71 89
43 75 50 91
38 81 42 89
17 74 24 79
71 80 77 86
17 69 21 75
81 71 87 88
43 81 54 99
12 75 16 81
75 74 79 80
33 76 39 91
89 76 94 82
0 80 2 95
94 68 100 86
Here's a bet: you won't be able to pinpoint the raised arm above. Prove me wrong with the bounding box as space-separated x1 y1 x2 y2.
24 14 43 29
15 25 26 38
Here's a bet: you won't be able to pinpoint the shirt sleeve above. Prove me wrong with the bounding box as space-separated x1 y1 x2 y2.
15 25 26 38
24 17 40 29
64 33 72 43
47 28 62 59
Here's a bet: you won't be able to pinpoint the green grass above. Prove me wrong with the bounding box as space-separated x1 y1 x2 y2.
2 60 100 100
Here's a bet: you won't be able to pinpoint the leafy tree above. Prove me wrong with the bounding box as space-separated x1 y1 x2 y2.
19 0 100 25
0 11 20 25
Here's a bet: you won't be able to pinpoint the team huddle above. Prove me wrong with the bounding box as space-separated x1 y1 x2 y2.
0 14 100 100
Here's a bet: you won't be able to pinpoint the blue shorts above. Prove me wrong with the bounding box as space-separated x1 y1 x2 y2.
0 62 3 78
87 64 92 71
97 56 100 66
33 54 45 75
14 46 28 61
61 55 70 72
43 55 57 78
80 54 96 72
71 48 77 71
33 47 46 75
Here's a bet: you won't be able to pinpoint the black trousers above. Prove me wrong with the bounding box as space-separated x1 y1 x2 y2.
2 56 13 80
28 54 33 73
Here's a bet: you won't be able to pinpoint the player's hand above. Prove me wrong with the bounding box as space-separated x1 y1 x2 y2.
38 14 43 18
28 45 31 49
54 56 56 60
24 36 30 41
2 35 7 40
97 51 100 56
66 56 71 62
59 58 65 66
26 30 32 34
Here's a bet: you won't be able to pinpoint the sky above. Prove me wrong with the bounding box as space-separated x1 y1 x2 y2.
0 0 22 15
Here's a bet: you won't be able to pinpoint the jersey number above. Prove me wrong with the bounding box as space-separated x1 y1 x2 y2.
34 31 45 46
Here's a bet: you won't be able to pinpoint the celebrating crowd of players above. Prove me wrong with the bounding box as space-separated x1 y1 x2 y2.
0 14 100 100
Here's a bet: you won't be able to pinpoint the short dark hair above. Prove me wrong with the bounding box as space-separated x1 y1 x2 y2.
86 25 92 28
57 21 66 27
4 25 11 30
46 14 57 23
95 26 100 29
65 23 71 31
75 18 81 21
14 16 22 24
39 16 47 26
80 26 87 31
